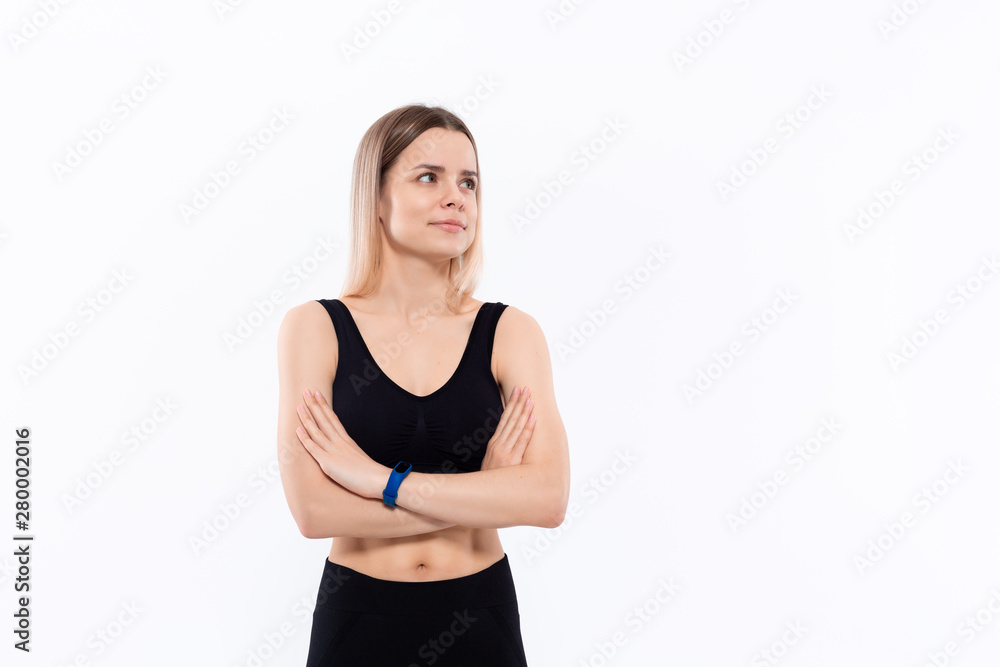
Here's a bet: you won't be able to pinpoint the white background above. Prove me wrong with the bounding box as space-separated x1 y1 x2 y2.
2 1 1000 665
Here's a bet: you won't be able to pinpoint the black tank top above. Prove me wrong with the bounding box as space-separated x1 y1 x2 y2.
316 298 508 474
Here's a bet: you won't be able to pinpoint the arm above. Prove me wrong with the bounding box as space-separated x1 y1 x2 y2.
389 306 570 529
277 301 457 539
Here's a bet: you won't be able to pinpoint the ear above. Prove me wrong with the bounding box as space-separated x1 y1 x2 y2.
376 189 386 226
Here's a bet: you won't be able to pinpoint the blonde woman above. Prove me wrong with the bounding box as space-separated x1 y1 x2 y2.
277 104 570 665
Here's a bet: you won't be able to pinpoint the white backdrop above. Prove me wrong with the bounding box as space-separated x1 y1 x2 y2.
3 1 999 665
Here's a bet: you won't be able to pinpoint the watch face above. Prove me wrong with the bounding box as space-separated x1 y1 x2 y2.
394 462 410 473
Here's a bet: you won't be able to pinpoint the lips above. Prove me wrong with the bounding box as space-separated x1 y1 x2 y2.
431 219 465 233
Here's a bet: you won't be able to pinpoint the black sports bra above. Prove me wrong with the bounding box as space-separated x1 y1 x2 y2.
315 298 509 474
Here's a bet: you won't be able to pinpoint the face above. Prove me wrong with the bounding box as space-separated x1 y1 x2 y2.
378 128 479 261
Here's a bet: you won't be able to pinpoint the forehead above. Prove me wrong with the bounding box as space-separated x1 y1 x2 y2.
394 128 476 171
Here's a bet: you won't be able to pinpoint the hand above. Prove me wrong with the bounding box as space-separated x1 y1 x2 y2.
481 386 536 471
295 389 387 499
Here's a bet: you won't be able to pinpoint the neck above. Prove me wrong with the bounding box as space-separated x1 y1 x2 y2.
366 256 463 320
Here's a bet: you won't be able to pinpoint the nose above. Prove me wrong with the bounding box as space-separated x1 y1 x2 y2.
444 183 465 209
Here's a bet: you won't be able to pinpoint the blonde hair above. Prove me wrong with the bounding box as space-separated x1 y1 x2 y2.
340 104 484 314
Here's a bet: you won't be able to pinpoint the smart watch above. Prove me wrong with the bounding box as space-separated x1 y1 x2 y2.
382 461 412 507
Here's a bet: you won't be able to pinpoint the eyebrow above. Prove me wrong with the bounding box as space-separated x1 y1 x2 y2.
409 163 478 179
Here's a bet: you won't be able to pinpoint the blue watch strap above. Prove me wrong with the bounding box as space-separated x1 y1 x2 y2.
382 461 412 507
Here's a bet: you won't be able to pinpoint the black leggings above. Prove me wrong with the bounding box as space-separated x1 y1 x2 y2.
305 553 528 666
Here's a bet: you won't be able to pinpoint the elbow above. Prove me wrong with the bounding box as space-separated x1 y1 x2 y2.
288 500 322 539
540 484 570 529
541 509 564 530
298 519 320 540
295 507 349 539
293 509 318 539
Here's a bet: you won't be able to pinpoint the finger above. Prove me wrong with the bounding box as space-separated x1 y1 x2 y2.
502 396 534 452
512 415 535 458
504 390 532 438
304 390 344 440
511 397 533 438
296 426 316 454
498 387 529 436
296 404 327 448
311 390 354 442
490 387 516 439
296 427 328 471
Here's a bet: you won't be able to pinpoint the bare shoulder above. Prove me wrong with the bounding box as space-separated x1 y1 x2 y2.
277 300 338 372
493 304 552 391
278 300 335 341
494 304 544 342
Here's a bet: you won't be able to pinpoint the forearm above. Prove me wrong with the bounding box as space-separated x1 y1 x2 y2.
302 477 457 539
392 463 562 529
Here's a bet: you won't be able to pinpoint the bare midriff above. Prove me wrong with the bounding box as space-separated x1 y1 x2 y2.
327 525 505 582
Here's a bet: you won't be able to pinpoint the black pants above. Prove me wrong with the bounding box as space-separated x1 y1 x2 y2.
305 553 528 666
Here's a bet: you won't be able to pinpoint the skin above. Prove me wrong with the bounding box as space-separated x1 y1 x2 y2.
277 127 571 582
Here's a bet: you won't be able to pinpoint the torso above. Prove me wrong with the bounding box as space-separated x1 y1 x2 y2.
325 294 506 582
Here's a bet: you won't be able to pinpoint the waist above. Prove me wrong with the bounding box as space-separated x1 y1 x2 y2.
317 552 517 615
327 527 503 582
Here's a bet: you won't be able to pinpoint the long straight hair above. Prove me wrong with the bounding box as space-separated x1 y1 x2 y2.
340 104 485 314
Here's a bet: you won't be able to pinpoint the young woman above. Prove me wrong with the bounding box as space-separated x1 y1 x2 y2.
276 104 570 665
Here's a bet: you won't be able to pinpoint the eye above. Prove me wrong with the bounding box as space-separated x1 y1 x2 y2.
417 172 478 191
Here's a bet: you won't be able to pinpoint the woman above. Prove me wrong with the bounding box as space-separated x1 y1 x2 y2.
276 104 571 666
